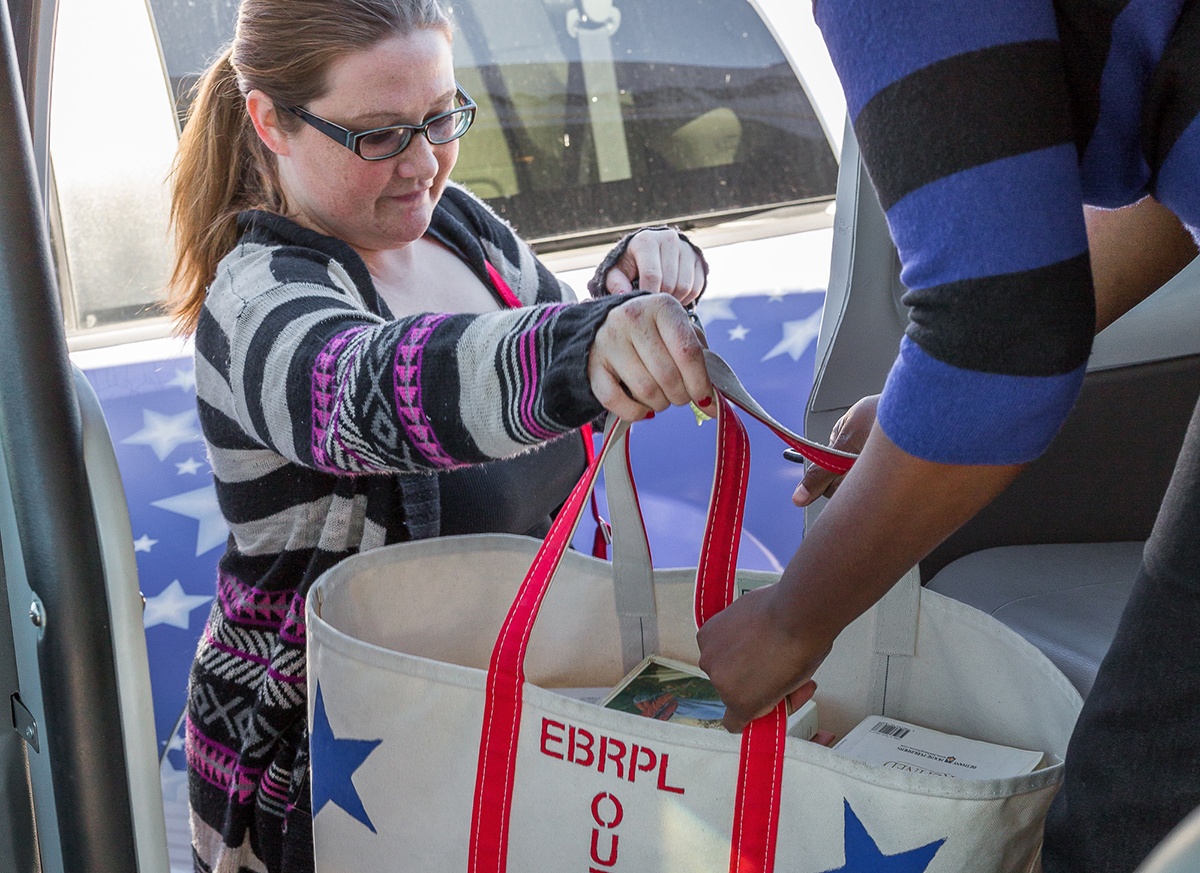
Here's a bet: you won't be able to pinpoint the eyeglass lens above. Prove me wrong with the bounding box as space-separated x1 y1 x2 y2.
357 107 474 159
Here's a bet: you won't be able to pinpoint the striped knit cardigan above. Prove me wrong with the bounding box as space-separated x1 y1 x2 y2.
186 183 636 873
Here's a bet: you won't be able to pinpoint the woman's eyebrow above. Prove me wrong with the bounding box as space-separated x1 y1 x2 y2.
348 89 459 128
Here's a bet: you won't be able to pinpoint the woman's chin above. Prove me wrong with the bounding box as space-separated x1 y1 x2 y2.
376 198 433 242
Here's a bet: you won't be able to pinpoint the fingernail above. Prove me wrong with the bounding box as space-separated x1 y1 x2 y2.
644 410 655 420
698 397 712 408
793 484 810 504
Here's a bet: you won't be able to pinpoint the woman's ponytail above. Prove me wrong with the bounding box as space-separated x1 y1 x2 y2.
165 47 275 335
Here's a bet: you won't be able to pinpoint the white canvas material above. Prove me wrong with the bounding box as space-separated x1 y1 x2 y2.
306 351 1082 873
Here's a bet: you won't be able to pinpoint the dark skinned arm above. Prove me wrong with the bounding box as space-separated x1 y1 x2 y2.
699 198 1196 733
1086 196 1197 332
698 422 1021 732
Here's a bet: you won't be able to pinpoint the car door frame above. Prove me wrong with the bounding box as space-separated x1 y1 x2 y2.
0 1 154 870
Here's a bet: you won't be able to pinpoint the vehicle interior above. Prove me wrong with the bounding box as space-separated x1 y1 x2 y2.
2 0 1200 870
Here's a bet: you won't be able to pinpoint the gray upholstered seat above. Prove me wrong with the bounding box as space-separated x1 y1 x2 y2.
925 541 1143 697
1133 804 1200 873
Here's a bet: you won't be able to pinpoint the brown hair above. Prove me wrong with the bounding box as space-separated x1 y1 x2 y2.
165 0 452 334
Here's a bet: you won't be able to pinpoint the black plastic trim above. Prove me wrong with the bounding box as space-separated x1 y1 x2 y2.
0 2 139 869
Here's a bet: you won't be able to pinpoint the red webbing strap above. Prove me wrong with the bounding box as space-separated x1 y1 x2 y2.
693 393 749 628
725 394 855 475
468 423 621 873
485 259 609 557
701 349 855 476
580 422 610 559
693 393 787 873
730 704 788 873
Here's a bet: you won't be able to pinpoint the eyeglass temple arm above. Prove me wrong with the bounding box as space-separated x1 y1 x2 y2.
287 106 356 149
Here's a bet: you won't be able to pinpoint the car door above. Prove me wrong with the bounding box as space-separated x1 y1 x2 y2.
0 0 164 870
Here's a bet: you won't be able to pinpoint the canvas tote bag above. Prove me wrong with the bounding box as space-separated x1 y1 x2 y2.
306 350 1082 873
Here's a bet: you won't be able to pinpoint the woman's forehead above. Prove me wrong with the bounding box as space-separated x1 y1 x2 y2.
319 28 455 117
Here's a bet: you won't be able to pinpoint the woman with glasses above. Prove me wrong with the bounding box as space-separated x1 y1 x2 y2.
165 2 711 870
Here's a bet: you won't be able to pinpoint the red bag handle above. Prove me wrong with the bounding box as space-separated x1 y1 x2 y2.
468 419 619 873
467 349 852 872
693 392 787 873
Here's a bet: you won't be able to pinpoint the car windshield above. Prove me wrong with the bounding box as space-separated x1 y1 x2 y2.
443 0 837 243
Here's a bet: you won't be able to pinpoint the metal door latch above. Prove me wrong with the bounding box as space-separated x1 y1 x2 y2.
11 693 39 753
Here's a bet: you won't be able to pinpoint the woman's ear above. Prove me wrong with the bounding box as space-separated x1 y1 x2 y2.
245 89 291 156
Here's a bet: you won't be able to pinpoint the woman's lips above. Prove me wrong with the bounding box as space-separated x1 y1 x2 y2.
388 187 429 204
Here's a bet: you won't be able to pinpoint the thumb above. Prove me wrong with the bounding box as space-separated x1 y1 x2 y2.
605 267 635 295
786 679 818 714
793 465 839 506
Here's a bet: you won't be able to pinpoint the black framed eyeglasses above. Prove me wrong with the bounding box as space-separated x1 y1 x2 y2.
286 84 477 161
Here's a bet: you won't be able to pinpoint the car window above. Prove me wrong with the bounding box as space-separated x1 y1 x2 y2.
147 0 240 124
49 0 178 339
52 0 836 344
449 0 837 246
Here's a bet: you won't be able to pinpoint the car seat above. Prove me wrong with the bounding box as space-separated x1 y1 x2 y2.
1133 803 1200 873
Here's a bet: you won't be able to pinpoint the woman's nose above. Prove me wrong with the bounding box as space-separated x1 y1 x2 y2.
394 132 440 179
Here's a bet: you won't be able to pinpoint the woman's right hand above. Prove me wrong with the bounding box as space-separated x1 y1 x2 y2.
588 294 712 421
793 394 879 506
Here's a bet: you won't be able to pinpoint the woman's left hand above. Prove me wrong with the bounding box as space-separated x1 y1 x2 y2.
605 228 705 305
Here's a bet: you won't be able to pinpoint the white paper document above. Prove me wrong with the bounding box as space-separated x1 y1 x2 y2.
833 716 1044 780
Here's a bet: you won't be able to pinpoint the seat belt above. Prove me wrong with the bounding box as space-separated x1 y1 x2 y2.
566 0 632 183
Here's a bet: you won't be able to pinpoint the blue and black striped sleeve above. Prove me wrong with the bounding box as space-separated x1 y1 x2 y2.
1143 1 1200 231
817 0 1096 464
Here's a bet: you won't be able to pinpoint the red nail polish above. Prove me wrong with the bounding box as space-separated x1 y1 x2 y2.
698 397 712 408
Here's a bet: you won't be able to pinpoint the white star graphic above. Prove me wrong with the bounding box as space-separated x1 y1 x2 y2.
151 485 229 556
766 288 788 302
728 324 750 341
133 534 158 553
143 580 212 630
762 309 825 362
122 409 202 461
166 368 197 392
694 298 737 325
175 457 204 476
